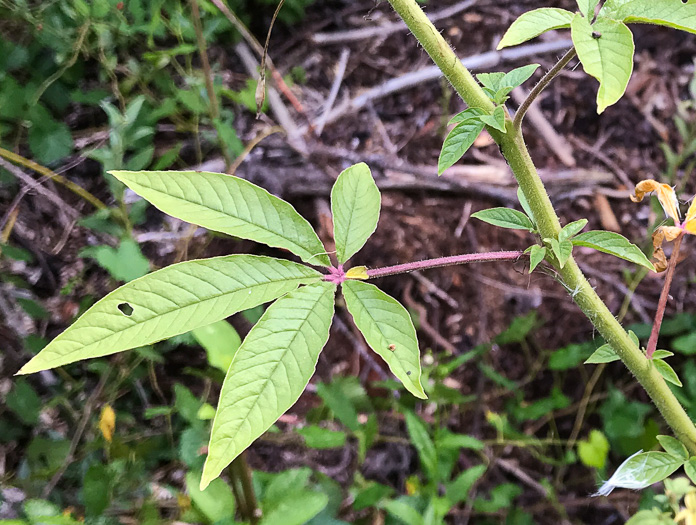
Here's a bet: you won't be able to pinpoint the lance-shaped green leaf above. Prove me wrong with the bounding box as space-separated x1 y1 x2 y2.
685 458 696 485
201 281 336 488
473 208 535 231
449 107 486 126
612 0 696 34
577 0 600 19
331 163 381 264
571 231 654 271
545 238 573 268
18 256 320 374
596 451 685 495
110 170 330 266
479 106 507 133
585 343 620 364
497 8 574 49
571 15 635 114
527 245 546 272
656 435 688 461
559 219 588 241
342 280 426 399
438 119 485 175
654 358 682 387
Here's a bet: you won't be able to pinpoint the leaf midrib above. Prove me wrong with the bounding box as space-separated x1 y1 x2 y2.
131 176 322 261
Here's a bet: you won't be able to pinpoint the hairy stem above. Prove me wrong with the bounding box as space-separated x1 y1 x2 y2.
513 47 576 131
647 232 685 358
366 251 524 279
388 0 696 453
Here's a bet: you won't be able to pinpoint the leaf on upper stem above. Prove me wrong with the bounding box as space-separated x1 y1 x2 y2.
654 358 682 387
517 187 536 226
656 435 689 461
201 281 336 489
607 0 696 34
449 107 486 126
438 119 485 175
545 238 573 268
110 170 330 266
471 208 536 232
331 163 381 264
479 106 507 133
571 231 655 271
570 15 635 114
17 256 320 374
559 219 588 241
527 245 546 272
576 0 601 19
585 343 620 364
342 280 426 399
497 8 575 49
595 450 685 495
685 458 696 485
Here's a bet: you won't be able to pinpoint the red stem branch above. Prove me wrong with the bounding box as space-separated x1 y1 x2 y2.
366 251 524 279
646 233 685 359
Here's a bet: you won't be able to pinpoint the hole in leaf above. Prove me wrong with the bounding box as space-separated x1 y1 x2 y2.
118 303 134 316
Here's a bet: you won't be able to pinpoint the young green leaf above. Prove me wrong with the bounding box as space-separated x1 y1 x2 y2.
438 119 485 175
497 8 575 49
585 343 620 364
576 0 600 19
654 359 682 387
18 256 320 374
528 245 546 272
476 72 506 92
331 163 381 264
628 329 641 348
596 451 685 495
651 350 674 360
500 64 541 90
656 435 689 461
685 458 696 485
201 281 336 489
261 491 329 525
559 219 588 241
405 411 437 479
517 187 536 225
611 0 696 34
448 107 486 126
545 238 573 268
570 15 635 114
342 280 426 399
472 208 535 231
479 106 507 133
571 231 654 271
110 170 330 266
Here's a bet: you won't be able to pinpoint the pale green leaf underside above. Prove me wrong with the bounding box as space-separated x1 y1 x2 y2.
572 231 654 271
18 256 320 374
331 163 381 264
614 0 696 34
202 281 336 488
497 8 574 49
612 451 684 487
571 15 634 113
438 119 485 175
577 0 600 19
111 170 330 266
342 280 426 399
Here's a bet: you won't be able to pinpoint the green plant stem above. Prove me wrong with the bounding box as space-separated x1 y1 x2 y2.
513 47 576 131
388 0 696 454
230 454 260 524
